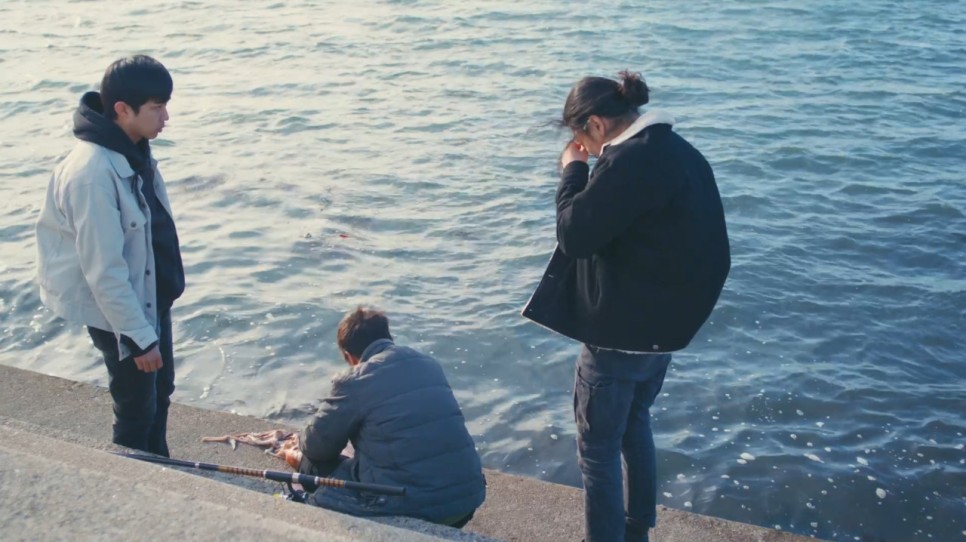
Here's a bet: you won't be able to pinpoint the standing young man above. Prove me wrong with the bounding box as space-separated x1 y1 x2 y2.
36 55 185 457
523 71 730 542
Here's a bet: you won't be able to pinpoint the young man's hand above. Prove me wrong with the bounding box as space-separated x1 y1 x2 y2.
133 345 163 372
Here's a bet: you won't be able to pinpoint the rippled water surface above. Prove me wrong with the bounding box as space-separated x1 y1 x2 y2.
1 1 964 540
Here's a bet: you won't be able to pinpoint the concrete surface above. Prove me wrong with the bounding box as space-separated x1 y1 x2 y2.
0 363 820 541
0 423 467 542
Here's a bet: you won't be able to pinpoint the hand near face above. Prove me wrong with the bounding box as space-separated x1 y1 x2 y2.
560 140 590 169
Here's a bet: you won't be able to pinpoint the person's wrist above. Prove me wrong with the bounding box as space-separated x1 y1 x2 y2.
563 157 586 167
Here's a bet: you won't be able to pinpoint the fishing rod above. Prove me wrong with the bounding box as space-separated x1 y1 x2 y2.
117 453 405 496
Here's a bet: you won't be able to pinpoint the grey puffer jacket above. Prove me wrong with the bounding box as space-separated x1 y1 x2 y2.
298 339 485 522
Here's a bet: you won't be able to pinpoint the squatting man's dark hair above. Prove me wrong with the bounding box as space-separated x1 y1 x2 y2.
337 306 393 359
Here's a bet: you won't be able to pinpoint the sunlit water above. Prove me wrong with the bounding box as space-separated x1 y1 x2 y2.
1 1 964 540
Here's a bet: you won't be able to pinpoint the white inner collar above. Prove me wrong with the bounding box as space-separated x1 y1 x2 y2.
601 110 676 151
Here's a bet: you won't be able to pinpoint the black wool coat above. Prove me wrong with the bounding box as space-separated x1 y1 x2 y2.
523 121 730 353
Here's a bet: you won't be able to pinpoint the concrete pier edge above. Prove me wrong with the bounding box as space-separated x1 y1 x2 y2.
0 363 819 541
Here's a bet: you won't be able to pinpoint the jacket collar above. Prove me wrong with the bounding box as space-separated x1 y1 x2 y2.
360 338 395 363
601 110 675 152
102 148 158 179
104 148 135 178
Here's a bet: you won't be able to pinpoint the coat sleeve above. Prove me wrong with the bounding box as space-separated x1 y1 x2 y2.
555 153 672 258
299 376 361 467
64 176 158 350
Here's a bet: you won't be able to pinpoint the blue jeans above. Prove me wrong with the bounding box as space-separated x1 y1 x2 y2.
574 345 671 542
88 309 175 457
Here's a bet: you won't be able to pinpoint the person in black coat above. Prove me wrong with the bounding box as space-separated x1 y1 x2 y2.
523 71 730 542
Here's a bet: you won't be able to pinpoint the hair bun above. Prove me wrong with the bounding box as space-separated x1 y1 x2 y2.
616 70 649 107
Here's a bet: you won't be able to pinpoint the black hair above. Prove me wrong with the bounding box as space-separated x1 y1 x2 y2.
337 306 393 359
100 55 173 119
558 70 649 131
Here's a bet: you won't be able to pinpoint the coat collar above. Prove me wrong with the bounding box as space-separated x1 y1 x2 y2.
101 146 158 179
360 338 395 363
104 148 135 178
601 110 676 152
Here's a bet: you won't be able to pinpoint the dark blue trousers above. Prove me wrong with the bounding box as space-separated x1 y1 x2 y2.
88 309 174 457
575 345 671 542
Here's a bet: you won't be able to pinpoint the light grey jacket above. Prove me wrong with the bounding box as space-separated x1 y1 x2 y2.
35 140 171 358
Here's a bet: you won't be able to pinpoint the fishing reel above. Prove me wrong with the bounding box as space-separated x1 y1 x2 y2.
282 481 311 503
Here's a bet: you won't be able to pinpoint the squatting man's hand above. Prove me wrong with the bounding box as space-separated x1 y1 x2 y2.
284 447 303 470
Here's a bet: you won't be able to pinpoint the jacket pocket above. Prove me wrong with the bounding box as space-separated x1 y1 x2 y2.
118 179 148 238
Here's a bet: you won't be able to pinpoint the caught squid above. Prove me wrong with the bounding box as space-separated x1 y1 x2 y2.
201 429 299 458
